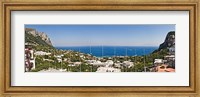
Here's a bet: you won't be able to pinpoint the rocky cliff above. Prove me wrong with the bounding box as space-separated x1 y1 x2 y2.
152 31 175 54
37 32 52 46
158 31 175 51
25 28 52 46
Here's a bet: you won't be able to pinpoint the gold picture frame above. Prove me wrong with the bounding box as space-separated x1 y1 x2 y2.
0 0 199 97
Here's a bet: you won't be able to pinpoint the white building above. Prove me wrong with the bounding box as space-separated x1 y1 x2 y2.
55 55 62 58
63 58 68 61
43 59 54 62
105 60 114 67
87 60 105 66
34 51 51 56
68 64 76 67
164 55 175 67
39 68 66 72
122 61 134 68
114 63 121 68
169 47 175 52
164 55 175 60
154 59 163 66
57 58 62 63
96 67 121 72
74 62 82 66
86 60 97 64
87 60 114 67
54 55 63 63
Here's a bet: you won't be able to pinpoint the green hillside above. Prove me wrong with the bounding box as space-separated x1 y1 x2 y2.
25 32 54 50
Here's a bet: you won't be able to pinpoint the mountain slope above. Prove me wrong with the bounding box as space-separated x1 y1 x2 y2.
158 31 175 51
25 28 54 49
152 31 175 53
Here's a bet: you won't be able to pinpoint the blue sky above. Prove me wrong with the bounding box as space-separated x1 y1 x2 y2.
25 25 175 47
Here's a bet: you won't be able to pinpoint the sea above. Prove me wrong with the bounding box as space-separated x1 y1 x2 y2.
56 46 158 57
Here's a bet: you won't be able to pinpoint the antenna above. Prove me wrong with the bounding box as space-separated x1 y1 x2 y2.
79 48 81 72
102 45 104 57
90 45 91 54
61 59 62 70
126 48 127 56
144 49 146 72
114 47 116 62
89 41 91 54
114 47 116 56
134 49 136 72
126 48 128 61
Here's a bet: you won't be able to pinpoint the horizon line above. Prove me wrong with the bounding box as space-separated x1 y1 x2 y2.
54 45 159 47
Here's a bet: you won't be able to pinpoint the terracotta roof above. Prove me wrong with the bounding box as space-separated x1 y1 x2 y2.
157 64 175 72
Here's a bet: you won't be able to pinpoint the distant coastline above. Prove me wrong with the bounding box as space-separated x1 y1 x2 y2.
55 46 158 57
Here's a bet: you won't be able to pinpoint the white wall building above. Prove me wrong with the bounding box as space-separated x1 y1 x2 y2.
96 67 121 72
88 60 106 66
154 59 163 66
122 61 134 68
34 51 51 56
74 62 82 66
105 60 114 67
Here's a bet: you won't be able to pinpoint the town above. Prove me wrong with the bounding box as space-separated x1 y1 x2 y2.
25 28 175 72
25 44 175 72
